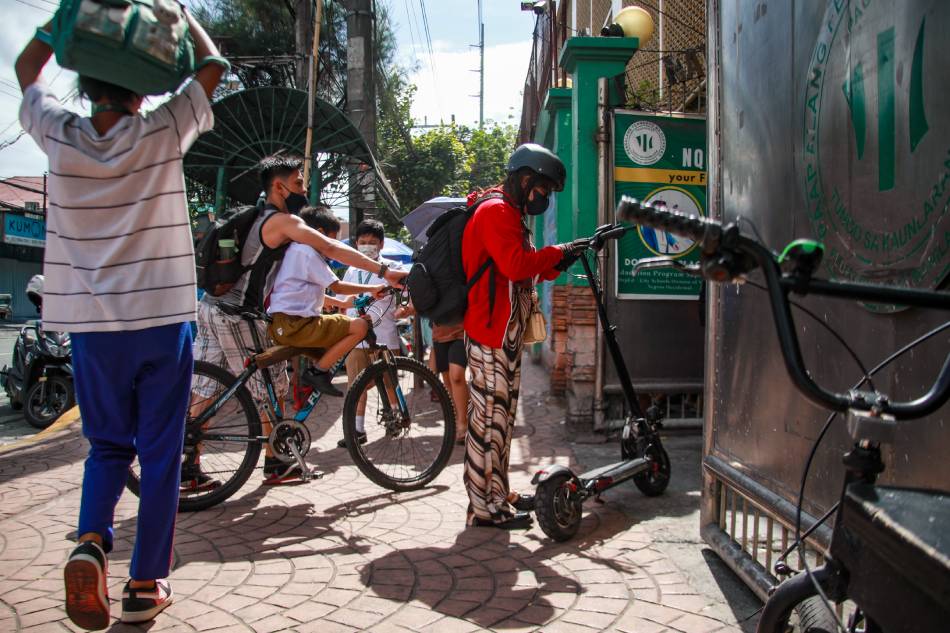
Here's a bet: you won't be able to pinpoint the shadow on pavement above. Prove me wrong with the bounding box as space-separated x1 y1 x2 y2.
362 527 576 630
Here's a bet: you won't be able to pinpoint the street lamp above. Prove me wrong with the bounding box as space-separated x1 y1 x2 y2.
601 6 655 45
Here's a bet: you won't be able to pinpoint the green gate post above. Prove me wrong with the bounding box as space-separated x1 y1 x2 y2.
309 166 321 206
214 165 227 213
559 37 639 242
535 87 578 283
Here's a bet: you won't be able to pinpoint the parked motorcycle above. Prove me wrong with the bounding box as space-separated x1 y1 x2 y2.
0 276 74 429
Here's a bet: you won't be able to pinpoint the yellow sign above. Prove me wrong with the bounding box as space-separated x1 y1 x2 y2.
615 167 707 186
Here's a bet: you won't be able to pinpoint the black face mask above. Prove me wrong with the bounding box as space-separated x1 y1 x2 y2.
284 191 308 215
525 191 550 216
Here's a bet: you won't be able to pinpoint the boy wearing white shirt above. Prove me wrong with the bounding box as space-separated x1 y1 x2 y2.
267 208 388 396
338 220 405 446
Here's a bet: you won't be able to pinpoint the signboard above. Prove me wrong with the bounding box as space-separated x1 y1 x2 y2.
799 2 950 312
2 213 46 248
613 111 706 299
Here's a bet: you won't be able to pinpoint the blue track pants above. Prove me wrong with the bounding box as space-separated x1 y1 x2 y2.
71 322 192 581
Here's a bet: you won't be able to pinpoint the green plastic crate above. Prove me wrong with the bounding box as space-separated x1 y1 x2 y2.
38 0 195 96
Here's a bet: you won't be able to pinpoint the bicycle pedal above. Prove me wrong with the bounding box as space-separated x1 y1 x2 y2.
304 469 324 481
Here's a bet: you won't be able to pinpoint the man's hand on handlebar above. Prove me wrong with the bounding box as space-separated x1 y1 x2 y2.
383 268 408 289
369 284 390 301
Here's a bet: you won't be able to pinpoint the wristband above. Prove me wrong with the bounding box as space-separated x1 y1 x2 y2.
378 262 389 278
34 27 53 46
197 55 231 73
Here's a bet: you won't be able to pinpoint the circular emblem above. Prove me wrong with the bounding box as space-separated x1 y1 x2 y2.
624 121 667 166
800 1 950 311
637 186 703 258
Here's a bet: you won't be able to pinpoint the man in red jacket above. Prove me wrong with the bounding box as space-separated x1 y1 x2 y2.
461 144 582 529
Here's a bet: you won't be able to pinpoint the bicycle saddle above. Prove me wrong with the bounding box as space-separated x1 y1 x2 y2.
215 302 269 322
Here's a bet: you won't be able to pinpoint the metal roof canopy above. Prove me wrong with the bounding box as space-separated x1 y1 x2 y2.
184 86 399 217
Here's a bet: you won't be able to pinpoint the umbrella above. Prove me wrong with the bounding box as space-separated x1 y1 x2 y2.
402 197 466 246
329 237 415 269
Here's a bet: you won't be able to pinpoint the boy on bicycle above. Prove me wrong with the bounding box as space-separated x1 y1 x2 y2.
267 207 390 397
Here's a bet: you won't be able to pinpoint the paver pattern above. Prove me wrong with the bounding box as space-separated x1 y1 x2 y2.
0 360 753 632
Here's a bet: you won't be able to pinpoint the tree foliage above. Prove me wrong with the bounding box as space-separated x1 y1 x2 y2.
377 76 519 230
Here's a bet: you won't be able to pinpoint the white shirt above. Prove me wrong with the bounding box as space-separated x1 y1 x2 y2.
19 80 213 332
343 257 402 350
267 243 338 317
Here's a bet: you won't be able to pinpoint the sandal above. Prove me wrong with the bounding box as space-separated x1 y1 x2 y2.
510 493 536 512
471 510 533 530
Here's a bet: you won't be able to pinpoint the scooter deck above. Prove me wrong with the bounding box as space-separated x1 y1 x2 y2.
579 457 650 484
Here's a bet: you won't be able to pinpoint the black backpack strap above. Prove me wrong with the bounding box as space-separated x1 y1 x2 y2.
466 258 496 328
465 193 505 328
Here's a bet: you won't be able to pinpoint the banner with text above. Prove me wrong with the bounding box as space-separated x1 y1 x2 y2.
613 111 706 299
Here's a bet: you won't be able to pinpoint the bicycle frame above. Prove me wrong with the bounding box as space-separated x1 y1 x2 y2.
190 303 412 441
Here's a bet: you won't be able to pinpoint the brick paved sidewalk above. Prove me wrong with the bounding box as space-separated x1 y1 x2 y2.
0 358 758 633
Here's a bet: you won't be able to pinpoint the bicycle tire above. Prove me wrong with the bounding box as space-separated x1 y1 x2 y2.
793 596 838 633
342 355 455 491
125 360 262 512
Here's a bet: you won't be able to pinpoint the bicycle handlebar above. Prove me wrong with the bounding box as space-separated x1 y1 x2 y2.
614 196 950 420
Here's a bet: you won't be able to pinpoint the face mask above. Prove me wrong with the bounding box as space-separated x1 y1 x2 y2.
284 191 308 215
357 244 380 259
525 191 551 216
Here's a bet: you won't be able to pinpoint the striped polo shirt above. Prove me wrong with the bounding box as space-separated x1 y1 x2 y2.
19 80 213 333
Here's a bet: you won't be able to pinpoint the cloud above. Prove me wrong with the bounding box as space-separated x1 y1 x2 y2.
406 39 531 128
0 4 80 178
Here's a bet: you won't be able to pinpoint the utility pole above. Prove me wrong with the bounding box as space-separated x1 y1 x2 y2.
294 0 313 89
472 0 485 128
344 0 377 227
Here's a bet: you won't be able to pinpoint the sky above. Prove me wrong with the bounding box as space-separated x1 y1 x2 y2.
0 0 537 179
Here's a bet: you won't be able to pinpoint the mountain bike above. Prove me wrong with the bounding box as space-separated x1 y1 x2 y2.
126 291 456 511
617 197 950 633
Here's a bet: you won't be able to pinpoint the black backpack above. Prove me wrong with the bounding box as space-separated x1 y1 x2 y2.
195 204 261 296
406 193 502 325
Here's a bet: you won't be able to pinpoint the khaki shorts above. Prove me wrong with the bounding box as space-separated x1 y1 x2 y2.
269 313 352 349
345 348 374 383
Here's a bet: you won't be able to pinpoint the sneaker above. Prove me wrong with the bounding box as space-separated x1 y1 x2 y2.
64 541 110 630
263 457 303 485
300 368 343 397
336 432 367 448
120 579 173 624
180 464 221 493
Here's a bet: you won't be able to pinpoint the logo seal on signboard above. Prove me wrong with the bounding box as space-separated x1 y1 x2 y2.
800 1 949 311
624 121 666 165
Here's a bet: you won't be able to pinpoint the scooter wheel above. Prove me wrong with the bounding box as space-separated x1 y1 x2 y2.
535 472 583 542
633 442 671 497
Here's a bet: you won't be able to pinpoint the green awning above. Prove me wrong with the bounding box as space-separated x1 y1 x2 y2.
184 86 399 217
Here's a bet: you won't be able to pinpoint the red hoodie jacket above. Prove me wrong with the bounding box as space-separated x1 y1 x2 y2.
462 188 563 348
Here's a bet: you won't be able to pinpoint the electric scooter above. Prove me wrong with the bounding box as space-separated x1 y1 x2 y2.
532 223 672 541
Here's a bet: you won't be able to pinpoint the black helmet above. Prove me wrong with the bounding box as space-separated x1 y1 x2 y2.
506 143 566 191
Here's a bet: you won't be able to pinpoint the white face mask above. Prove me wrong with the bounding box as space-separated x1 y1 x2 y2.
357 244 380 260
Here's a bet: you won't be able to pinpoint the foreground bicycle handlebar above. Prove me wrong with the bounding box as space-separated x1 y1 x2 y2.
572 196 950 420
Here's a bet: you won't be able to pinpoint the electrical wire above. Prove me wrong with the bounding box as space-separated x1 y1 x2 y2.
744 279 876 392
12 0 53 14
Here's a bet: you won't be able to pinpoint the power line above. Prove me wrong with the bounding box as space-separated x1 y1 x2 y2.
12 0 53 14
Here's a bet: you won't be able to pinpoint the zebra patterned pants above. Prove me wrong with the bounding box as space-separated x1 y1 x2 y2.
464 287 534 525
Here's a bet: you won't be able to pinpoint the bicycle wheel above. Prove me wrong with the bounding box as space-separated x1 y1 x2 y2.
342 355 455 491
126 360 263 512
